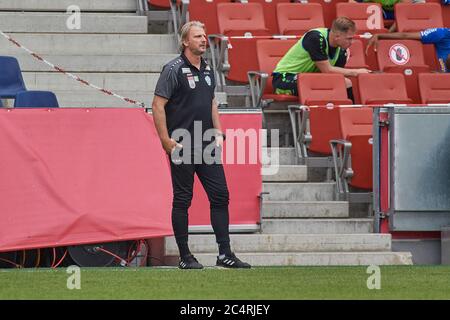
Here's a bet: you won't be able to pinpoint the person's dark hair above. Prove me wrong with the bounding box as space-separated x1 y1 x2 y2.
331 17 356 33
446 54 450 71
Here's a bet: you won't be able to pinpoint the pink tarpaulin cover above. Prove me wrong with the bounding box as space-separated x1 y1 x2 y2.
0 109 262 252
0 108 173 252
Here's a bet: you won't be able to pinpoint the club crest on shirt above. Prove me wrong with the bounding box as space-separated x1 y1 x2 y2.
204 75 212 86
187 74 196 89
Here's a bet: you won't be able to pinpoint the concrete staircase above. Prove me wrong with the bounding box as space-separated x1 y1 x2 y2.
163 147 413 266
0 1 230 108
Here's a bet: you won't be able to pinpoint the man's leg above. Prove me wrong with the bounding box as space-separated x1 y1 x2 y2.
195 162 231 256
272 72 298 96
345 77 355 104
196 161 251 268
170 159 195 259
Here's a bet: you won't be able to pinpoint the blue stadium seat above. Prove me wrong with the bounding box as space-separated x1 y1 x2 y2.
0 56 27 99
14 91 59 108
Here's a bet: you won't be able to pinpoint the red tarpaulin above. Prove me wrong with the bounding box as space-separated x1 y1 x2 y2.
0 108 262 252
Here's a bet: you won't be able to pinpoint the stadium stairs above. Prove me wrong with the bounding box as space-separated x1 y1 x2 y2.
0 0 226 107
0 0 412 266
163 146 413 266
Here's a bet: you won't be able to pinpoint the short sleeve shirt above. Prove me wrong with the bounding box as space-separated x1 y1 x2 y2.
302 30 347 67
154 54 216 137
420 28 450 72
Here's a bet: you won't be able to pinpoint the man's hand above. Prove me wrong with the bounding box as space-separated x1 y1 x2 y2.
215 133 224 148
162 138 182 155
366 34 379 55
351 68 372 77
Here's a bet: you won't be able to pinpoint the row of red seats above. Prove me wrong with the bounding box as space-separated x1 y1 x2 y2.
296 72 450 106
255 38 447 105
205 2 446 83
151 0 450 33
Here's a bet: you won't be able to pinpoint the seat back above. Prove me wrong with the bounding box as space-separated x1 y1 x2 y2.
395 3 444 32
256 39 297 94
418 73 450 104
188 0 230 36
308 105 342 155
335 2 387 34
376 39 430 103
217 3 270 82
300 0 347 28
339 107 373 190
358 73 412 105
0 56 27 99
217 3 267 34
297 73 352 105
14 91 59 108
346 39 368 69
277 3 325 35
245 0 290 34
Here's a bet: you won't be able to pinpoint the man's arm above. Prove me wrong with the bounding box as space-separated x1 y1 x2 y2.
366 32 421 54
211 98 224 147
152 95 179 154
315 60 371 77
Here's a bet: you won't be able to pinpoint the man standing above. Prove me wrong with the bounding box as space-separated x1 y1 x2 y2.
152 21 251 270
272 17 371 102
366 28 450 73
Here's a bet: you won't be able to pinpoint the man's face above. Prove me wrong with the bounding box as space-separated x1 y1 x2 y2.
184 26 207 56
335 30 355 49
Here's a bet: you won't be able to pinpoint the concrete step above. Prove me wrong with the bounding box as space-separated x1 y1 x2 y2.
262 201 349 218
164 252 413 266
15 53 179 72
263 182 335 201
262 165 307 182
0 33 177 54
164 233 392 255
0 13 147 33
262 147 297 165
23 72 161 92
261 218 374 234
0 0 137 12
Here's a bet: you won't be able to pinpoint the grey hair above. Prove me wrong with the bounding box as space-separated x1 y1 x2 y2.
179 21 205 53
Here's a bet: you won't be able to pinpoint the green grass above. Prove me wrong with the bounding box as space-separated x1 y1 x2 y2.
1 266 449 300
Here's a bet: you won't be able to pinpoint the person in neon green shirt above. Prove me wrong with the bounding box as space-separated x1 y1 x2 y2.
272 17 371 101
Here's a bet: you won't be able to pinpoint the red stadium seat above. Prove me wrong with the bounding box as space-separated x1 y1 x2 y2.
299 0 347 28
244 0 290 35
255 39 298 102
358 73 413 105
336 3 388 34
376 39 430 103
394 2 444 71
418 73 450 104
308 106 342 155
276 3 325 35
297 73 352 106
148 0 171 9
346 39 369 104
339 107 373 190
395 3 444 32
217 2 270 83
188 0 230 36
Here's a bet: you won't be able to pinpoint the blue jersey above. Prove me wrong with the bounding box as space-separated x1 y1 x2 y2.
420 28 450 72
